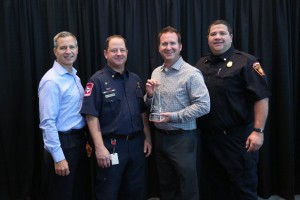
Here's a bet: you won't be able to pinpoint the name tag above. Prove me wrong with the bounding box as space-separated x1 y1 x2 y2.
105 93 115 98
111 153 119 165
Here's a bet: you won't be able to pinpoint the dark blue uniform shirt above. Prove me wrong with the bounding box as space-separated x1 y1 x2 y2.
80 65 146 135
195 47 271 131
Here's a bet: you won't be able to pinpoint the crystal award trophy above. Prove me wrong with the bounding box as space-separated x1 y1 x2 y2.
149 88 164 121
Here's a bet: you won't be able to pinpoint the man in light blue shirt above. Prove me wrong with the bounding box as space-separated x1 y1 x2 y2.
38 31 87 200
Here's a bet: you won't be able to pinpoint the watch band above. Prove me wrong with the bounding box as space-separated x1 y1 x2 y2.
254 128 264 133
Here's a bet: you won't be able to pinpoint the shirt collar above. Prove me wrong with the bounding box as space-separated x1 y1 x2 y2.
104 65 129 79
208 46 235 63
53 61 77 76
161 56 184 71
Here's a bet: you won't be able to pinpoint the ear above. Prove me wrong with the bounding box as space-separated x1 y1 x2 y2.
104 50 107 59
53 48 57 56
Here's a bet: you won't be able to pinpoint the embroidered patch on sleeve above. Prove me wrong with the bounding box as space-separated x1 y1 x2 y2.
252 62 265 76
84 83 94 96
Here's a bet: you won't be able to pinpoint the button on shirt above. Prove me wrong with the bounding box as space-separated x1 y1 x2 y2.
80 66 146 135
145 57 210 130
39 61 85 162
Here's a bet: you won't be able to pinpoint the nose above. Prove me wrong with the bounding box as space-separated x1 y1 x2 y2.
165 43 173 49
65 47 71 53
116 49 122 55
214 33 222 39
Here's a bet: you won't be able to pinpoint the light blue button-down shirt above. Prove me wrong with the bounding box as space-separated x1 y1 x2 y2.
38 61 85 162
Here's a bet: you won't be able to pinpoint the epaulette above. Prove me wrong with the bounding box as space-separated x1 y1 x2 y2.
90 68 105 79
234 50 257 60
98 68 105 74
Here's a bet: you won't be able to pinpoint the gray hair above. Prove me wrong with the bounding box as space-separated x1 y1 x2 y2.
53 31 77 48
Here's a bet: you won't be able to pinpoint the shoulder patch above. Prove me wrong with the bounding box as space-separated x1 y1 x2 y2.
84 82 94 96
252 62 265 76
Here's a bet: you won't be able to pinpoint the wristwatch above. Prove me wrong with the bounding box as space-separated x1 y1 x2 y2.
253 128 264 133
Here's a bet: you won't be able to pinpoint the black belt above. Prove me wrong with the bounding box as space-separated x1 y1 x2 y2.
156 128 195 135
202 123 253 135
103 131 141 140
58 128 84 135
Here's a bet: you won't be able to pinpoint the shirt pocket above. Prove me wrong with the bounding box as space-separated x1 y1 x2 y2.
102 89 121 117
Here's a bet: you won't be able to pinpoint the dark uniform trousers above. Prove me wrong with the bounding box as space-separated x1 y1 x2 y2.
95 133 145 200
201 124 259 200
44 129 87 200
155 128 199 200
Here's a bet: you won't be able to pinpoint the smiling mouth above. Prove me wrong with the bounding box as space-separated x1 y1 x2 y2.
164 51 173 55
214 42 223 45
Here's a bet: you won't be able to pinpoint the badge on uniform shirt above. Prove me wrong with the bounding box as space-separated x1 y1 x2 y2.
103 89 116 98
84 83 94 96
252 62 265 76
227 61 233 68
105 92 115 98
137 81 140 88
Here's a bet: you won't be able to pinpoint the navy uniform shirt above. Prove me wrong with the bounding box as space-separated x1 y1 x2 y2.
80 65 146 135
195 46 271 131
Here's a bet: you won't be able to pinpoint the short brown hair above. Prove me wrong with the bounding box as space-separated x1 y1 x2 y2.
104 35 127 50
157 26 182 46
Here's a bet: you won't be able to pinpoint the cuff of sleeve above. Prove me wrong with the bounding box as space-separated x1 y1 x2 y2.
51 148 65 163
145 94 153 105
146 93 153 99
169 112 179 122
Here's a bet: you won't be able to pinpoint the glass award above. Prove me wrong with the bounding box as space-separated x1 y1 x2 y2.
149 87 164 121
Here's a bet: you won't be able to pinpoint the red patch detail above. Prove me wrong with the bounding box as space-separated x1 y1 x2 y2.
252 62 265 76
84 83 94 96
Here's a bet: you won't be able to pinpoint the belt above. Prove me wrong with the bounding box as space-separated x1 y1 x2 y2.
58 128 84 135
103 132 141 140
156 128 194 135
202 123 253 135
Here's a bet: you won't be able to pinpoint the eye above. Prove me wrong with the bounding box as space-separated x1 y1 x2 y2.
161 42 177 47
110 49 127 53
170 42 177 46
110 49 118 53
69 45 77 50
60 46 67 50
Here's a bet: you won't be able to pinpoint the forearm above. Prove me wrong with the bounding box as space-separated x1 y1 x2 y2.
254 98 269 129
174 73 210 122
86 115 112 167
142 112 151 141
170 95 210 123
85 115 105 149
